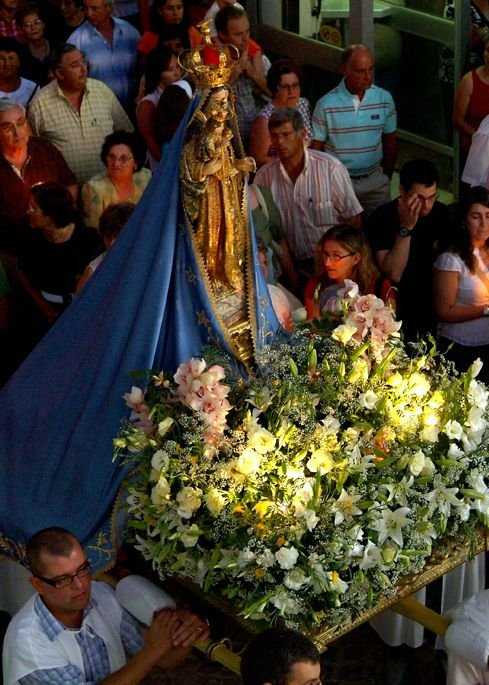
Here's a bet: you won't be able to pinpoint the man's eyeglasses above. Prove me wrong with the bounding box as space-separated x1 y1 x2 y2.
34 560 91 589
322 252 354 263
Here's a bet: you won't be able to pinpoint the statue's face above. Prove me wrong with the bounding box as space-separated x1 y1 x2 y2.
207 89 229 124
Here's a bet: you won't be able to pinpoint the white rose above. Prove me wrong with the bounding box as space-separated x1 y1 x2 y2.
236 448 261 475
151 449 169 472
205 488 226 517
256 550 275 568
444 420 464 441
284 568 308 591
176 486 202 519
359 390 378 410
468 379 488 409
306 448 334 474
275 546 299 570
180 524 200 548
420 425 439 443
271 590 302 615
448 443 464 460
248 427 276 454
409 450 425 476
151 475 170 507
332 323 357 345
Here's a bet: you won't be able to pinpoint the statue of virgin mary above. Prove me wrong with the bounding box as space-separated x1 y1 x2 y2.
0 27 281 569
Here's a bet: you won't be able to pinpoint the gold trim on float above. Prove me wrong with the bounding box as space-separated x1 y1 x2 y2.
169 528 488 665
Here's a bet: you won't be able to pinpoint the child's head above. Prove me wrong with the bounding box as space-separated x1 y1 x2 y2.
241 628 321 685
99 202 135 248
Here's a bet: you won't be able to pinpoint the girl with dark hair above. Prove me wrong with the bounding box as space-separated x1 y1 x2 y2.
81 131 151 229
137 0 200 58
304 224 396 320
136 46 184 168
434 185 489 379
249 59 312 168
17 182 102 331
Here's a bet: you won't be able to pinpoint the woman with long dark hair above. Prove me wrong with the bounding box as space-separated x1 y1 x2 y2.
137 0 200 59
434 185 489 379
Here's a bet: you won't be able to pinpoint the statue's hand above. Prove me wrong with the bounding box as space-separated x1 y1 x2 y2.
235 156 256 174
203 158 222 176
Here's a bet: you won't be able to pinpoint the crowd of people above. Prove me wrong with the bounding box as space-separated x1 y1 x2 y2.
1 1 489 681
0 0 487 386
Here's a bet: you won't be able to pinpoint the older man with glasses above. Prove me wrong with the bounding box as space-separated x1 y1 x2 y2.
2 527 210 685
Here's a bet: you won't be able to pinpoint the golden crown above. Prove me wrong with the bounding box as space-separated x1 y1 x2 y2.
178 21 238 90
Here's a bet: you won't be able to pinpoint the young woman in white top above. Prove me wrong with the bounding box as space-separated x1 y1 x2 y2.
434 185 489 380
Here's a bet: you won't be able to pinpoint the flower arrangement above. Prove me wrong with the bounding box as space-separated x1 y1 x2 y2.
116 282 489 629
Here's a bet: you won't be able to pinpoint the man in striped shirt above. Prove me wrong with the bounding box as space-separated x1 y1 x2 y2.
255 108 362 278
312 44 397 217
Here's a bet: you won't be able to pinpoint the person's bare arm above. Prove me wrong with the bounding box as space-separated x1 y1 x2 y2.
381 132 397 178
453 71 475 137
75 265 93 293
433 268 488 322
249 116 273 168
101 610 209 685
376 195 421 282
136 100 161 162
17 269 59 324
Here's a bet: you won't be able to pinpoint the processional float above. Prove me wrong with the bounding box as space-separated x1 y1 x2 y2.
0 22 487 674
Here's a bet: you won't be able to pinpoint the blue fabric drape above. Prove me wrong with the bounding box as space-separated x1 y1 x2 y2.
0 98 280 568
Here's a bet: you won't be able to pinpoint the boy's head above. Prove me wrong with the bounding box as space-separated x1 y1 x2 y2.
241 628 321 685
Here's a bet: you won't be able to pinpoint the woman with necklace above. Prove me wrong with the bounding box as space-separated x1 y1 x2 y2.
434 185 489 381
81 131 151 230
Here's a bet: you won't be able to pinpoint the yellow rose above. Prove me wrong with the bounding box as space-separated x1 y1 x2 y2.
307 448 334 474
254 500 273 519
205 488 226 517
249 427 276 454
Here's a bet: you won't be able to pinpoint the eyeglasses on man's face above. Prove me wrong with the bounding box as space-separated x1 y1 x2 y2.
107 153 134 165
34 560 91 589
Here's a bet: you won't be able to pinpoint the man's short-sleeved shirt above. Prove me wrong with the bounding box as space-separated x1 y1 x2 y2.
255 148 362 261
367 199 449 339
28 77 133 183
2 581 144 685
68 19 140 107
312 79 397 177
0 137 76 251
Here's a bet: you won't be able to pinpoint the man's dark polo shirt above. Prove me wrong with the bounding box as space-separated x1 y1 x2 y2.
0 137 76 252
367 199 450 341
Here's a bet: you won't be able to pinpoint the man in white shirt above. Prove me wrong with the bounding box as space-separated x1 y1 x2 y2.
215 5 269 146
255 107 362 277
3 527 209 685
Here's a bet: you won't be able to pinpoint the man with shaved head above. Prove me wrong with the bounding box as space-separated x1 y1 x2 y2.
3 527 210 684
312 44 397 216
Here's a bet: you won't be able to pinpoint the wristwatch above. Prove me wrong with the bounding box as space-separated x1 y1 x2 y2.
398 226 413 238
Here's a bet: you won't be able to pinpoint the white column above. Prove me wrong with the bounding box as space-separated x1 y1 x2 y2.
348 0 374 51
